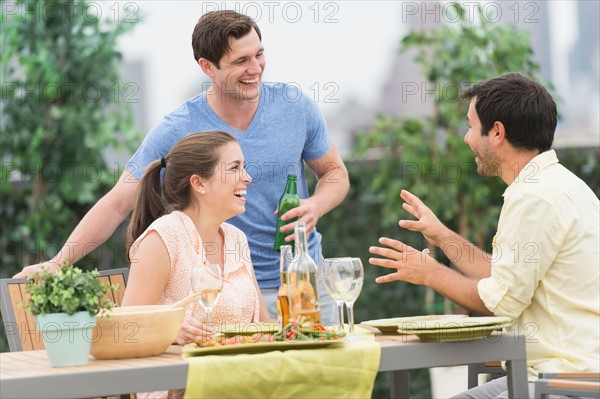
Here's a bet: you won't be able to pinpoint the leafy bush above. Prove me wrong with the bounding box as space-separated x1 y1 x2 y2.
0 0 140 275
24 264 116 316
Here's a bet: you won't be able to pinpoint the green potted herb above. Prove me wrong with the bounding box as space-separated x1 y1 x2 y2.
24 264 116 367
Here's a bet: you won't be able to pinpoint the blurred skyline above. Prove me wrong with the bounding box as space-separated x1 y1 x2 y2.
114 1 599 159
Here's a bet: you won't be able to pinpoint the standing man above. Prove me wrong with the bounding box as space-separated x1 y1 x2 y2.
16 10 349 323
369 73 599 398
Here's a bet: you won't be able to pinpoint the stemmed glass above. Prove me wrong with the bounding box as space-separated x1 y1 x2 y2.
322 258 347 328
191 263 223 323
323 257 364 339
343 258 364 338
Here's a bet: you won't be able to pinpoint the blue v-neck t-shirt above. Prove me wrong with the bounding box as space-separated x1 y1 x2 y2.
126 82 332 288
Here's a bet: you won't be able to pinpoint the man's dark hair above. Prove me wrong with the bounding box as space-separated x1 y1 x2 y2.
461 73 557 152
192 10 262 68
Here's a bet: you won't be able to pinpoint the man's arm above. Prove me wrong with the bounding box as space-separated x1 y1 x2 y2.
279 143 349 238
429 229 492 279
370 237 493 315
14 170 139 277
398 190 492 279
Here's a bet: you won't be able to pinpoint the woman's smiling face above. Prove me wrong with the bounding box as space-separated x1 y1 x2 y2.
201 141 252 219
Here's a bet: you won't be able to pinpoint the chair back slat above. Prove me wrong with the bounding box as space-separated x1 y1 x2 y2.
535 378 600 398
552 372 600 380
96 276 113 307
109 274 127 306
15 283 44 350
1 268 129 352
5 282 26 350
4 281 43 350
548 379 600 389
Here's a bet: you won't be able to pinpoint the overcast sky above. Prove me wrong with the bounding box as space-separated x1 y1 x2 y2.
117 1 404 124
111 0 598 147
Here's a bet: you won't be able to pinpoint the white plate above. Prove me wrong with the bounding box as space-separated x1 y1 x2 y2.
397 316 513 331
398 323 512 342
182 339 344 356
361 314 468 334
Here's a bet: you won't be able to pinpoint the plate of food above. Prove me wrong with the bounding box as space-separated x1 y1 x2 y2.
182 336 344 356
396 316 513 331
398 323 512 342
361 314 468 334
215 322 279 337
184 318 345 356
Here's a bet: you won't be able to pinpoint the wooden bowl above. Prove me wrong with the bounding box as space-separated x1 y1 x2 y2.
91 305 184 359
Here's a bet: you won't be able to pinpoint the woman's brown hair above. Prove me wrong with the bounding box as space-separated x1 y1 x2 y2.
126 131 237 259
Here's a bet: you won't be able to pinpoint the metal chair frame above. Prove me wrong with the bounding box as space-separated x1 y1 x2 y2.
468 364 600 398
467 361 505 388
534 372 600 399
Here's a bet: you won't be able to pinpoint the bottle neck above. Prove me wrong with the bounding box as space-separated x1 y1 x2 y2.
284 178 297 195
280 246 293 272
295 224 309 255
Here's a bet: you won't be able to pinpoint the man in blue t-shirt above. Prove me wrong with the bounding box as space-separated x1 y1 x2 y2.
16 10 349 324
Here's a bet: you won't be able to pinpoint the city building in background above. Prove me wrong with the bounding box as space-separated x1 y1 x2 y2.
328 0 599 154
114 1 598 165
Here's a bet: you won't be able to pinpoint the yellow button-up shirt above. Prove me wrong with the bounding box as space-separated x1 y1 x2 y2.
478 150 599 380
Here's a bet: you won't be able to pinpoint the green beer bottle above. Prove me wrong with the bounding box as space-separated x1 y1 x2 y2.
274 175 300 251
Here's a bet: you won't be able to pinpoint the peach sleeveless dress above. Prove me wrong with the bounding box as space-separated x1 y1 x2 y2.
130 210 260 324
131 211 260 399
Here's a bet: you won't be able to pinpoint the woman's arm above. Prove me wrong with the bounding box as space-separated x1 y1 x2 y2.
122 231 171 306
124 231 215 344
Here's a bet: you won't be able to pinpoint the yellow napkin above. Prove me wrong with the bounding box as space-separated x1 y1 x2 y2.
182 337 380 399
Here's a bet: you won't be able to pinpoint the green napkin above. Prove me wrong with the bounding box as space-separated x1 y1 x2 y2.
182 338 380 399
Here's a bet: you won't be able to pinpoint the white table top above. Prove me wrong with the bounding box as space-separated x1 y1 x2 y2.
0 333 528 398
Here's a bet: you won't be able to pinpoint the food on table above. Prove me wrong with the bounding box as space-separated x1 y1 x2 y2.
195 317 345 348
274 317 346 342
197 333 274 347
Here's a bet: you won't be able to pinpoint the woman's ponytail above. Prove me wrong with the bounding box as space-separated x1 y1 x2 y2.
126 160 166 260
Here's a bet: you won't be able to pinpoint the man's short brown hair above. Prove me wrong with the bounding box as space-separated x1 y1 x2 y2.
461 73 557 152
192 10 262 68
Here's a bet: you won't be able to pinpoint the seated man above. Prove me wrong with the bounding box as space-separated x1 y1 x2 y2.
369 73 599 399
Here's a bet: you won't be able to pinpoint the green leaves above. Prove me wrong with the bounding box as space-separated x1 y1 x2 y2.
23 264 116 316
1 0 141 271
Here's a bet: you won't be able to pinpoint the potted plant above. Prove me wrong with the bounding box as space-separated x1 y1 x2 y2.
24 264 116 367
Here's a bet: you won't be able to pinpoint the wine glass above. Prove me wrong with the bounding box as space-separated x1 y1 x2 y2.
322 258 348 329
337 257 364 339
191 263 223 323
347 258 365 335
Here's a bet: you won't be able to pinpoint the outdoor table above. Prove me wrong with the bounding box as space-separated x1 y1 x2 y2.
378 333 528 398
0 332 528 399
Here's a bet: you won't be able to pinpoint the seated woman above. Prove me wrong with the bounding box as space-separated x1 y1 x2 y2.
122 131 270 346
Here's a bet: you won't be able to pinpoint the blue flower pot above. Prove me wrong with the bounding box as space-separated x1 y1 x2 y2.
36 311 96 367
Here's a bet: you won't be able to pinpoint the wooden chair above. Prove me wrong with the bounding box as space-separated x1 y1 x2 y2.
468 364 600 398
0 267 129 352
533 372 600 398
